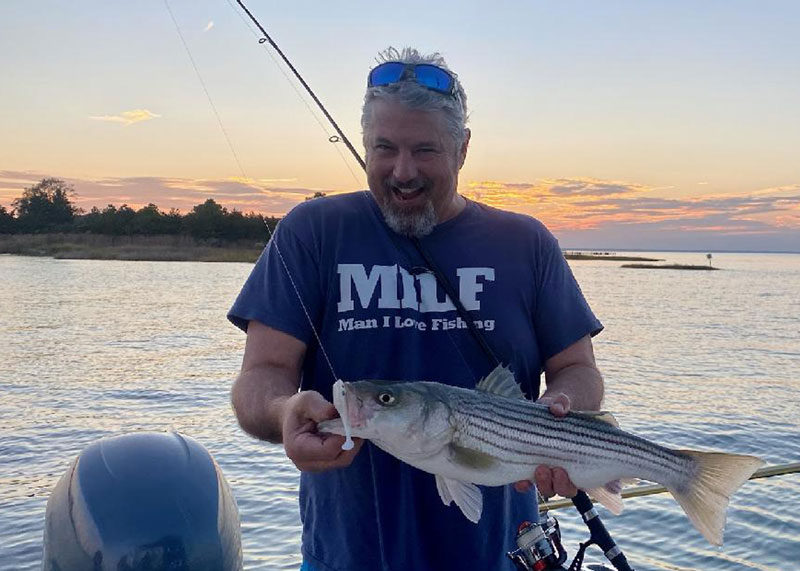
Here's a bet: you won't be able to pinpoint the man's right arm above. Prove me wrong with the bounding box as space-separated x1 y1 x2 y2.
231 320 363 471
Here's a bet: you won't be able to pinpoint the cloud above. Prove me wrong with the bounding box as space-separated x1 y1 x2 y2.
2 170 797 251
88 109 161 126
0 171 335 216
461 177 800 250
546 179 643 197
204 21 214 32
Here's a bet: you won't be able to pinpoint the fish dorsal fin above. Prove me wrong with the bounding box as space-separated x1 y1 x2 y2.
574 410 619 427
435 475 483 523
476 365 524 399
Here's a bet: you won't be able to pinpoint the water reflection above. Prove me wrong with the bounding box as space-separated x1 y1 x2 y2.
1 254 799 570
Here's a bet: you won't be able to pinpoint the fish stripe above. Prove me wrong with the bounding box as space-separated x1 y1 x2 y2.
456 406 685 474
460 415 685 476
459 396 681 463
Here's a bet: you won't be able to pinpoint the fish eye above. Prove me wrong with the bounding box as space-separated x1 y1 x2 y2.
377 391 396 406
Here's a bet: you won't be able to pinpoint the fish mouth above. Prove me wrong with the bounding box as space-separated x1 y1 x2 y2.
344 391 372 429
331 381 372 431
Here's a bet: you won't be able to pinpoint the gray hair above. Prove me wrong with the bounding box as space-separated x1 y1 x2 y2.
361 47 469 152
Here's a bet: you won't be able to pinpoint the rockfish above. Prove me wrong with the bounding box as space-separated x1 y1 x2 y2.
318 366 763 546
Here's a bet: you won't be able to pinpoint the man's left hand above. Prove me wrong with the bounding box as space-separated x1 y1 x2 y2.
513 393 578 498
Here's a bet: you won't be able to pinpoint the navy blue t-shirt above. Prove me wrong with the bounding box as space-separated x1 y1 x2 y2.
228 191 602 571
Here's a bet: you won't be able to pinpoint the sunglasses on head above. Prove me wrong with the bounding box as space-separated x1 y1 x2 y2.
367 62 458 98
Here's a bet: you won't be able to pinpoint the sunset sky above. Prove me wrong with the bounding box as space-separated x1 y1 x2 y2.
1 1 798 251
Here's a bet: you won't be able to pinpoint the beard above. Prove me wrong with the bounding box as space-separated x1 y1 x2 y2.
375 181 437 237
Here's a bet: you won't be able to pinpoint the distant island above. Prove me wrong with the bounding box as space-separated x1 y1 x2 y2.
0 177 278 262
563 251 663 262
621 263 719 271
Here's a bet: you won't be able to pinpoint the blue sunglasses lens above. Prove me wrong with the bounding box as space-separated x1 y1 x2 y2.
368 62 406 87
413 64 454 93
368 62 455 95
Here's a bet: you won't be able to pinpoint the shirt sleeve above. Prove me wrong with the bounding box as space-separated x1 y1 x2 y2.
227 217 322 344
532 226 603 362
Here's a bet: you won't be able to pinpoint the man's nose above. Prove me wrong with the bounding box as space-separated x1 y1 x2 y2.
392 150 418 183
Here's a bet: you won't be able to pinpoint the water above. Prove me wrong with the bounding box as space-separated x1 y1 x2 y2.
1 252 799 570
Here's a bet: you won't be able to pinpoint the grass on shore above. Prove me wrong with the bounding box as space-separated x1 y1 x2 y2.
0 233 265 263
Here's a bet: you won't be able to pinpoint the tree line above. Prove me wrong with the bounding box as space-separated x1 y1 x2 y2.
0 178 285 242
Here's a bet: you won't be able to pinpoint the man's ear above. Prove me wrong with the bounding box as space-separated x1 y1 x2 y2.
458 128 471 170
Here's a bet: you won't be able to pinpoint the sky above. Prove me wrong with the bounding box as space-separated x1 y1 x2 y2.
1 1 798 252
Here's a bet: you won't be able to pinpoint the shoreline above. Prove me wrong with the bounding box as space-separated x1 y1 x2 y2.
1 234 795 263
0 233 264 263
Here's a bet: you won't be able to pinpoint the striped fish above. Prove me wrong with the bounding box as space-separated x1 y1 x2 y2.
318 365 763 545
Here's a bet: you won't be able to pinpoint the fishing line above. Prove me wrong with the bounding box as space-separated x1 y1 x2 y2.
222 0 364 187
263 221 342 382
163 0 342 383
164 0 247 178
233 0 366 172
228 0 487 384
171 2 555 561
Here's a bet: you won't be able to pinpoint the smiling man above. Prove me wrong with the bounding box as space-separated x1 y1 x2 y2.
228 47 604 570
364 95 469 236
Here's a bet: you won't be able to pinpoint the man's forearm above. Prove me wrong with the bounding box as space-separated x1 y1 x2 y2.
541 363 604 411
231 366 298 444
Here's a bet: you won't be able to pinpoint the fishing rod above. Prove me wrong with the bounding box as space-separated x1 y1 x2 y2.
226 3 634 570
540 461 800 512
234 0 365 171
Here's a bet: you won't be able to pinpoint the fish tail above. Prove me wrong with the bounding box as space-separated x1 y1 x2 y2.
668 450 763 546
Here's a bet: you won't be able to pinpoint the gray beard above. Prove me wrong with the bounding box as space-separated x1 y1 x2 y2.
378 197 437 237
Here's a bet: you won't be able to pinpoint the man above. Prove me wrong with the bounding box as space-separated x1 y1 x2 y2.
228 47 604 570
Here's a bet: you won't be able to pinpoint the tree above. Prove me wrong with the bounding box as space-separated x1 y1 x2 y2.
131 204 164 235
305 191 327 201
162 208 183 235
0 204 15 233
12 178 76 232
114 204 136 235
183 199 229 240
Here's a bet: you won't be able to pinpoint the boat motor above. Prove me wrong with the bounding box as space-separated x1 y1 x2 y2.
42 431 242 571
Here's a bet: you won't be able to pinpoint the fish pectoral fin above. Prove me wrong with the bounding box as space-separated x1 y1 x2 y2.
586 481 624 515
435 475 483 523
435 474 453 506
449 444 496 470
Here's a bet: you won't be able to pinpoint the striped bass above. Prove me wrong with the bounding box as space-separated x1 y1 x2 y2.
318 365 763 546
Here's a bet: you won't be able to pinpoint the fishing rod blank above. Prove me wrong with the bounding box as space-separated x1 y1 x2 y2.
234 0 366 171
540 462 800 512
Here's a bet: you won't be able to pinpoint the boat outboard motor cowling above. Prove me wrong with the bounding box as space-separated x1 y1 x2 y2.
43 432 242 571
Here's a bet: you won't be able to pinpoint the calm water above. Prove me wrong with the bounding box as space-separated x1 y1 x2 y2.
1 252 799 570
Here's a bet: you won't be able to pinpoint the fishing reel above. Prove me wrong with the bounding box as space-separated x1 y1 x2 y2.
507 514 567 570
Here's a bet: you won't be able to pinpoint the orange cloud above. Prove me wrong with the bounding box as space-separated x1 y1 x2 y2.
466 178 799 232
2 171 797 250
